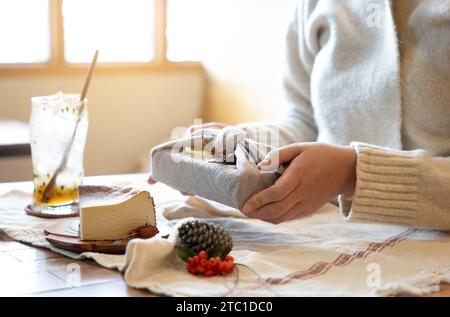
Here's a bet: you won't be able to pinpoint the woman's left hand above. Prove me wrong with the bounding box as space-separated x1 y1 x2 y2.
242 143 357 224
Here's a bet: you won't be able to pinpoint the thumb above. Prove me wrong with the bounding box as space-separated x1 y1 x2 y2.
259 144 305 169
147 175 157 184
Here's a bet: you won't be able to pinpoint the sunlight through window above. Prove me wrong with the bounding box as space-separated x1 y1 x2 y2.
0 0 51 64
63 0 155 63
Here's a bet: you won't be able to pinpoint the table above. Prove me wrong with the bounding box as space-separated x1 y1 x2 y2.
0 174 449 297
0 174 153 297
0 120 31 157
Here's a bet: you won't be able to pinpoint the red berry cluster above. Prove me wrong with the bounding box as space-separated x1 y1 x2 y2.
187 250 234 277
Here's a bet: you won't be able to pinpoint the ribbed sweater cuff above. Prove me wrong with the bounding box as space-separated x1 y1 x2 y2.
339 142 422 226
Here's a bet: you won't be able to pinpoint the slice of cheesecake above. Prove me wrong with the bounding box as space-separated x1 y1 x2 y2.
80 190 157 241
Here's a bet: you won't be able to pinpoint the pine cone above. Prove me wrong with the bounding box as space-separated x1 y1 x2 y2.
178 220 233 257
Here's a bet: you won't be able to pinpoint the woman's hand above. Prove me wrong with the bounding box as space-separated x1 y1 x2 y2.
242 143 356 224
147 122 229 187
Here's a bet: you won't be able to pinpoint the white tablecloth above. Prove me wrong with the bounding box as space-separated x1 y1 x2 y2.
1 179 450 296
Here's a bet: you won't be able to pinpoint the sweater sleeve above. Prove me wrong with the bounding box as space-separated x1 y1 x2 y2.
339 142 450 230
238 1 318 147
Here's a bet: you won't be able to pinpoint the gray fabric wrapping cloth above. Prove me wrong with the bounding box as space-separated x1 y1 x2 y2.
151 127 282 209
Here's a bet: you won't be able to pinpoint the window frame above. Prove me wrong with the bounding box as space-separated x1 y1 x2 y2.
0 0 201 75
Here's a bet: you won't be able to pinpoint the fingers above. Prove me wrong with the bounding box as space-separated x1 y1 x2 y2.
243 183 302 221
246 197 317 225
242 162 303 213
147 175 156 184
270 203 316 224
259 144 307 169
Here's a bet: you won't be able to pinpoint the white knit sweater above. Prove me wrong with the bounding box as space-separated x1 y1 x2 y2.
244 0 450 230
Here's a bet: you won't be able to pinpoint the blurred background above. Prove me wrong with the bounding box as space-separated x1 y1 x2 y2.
0 0 296 181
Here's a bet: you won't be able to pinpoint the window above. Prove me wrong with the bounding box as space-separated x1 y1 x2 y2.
0 0 201 71
63 0 154 63
0 0 51 64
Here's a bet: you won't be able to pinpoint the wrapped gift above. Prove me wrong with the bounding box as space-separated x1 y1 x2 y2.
151 127 283 210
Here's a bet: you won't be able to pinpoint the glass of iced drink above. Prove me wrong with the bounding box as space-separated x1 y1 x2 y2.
29 92 88 217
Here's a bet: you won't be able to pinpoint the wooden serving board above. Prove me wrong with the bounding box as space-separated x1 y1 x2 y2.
42 186 159 254
44 220 129 254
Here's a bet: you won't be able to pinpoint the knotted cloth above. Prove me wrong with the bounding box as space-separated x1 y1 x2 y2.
151 127 282 209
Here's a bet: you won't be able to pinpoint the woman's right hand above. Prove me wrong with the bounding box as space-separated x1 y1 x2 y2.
147 122 229 188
